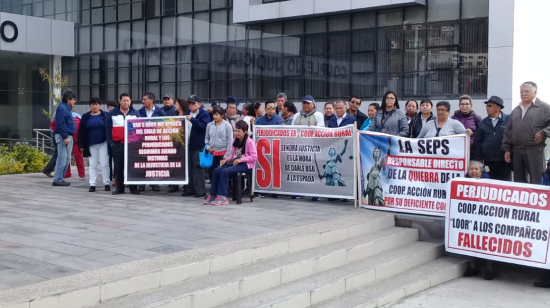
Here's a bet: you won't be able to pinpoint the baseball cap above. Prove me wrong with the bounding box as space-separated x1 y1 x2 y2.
302 95 314 103
211 101 221 108
188 95 200 103
162 93 174 100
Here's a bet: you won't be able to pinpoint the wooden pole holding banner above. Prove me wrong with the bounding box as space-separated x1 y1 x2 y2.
354 122 358 209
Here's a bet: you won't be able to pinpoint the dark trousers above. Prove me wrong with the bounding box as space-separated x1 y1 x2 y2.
210 163 249 197
188 149 206 195
208 155 224 181
43 147 58 174
512 147 545 184
485 161 512 181
112 142 137 193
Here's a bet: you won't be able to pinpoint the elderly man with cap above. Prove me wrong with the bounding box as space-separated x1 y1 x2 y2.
161 93 177 116
182 95 210 198
226 96 243 115
292 95 325 126
473 96 511 181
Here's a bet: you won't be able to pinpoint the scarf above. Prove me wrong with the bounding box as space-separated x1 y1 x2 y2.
300 107 318 117
233 133 249 150
225 114 242 130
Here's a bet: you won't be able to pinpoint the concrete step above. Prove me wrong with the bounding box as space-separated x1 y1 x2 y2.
87 227 418 308
0 211 394 308
213 242 443 308
311 257 467 308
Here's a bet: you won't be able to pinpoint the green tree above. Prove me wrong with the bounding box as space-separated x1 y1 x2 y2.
39 63 69 120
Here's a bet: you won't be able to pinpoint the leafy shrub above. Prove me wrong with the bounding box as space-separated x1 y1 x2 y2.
0 144 50 175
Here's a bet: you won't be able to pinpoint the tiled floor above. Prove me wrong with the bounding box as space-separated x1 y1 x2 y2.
0 169 357 290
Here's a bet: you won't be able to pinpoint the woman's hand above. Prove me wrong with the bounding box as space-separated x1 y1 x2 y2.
220 159 227 166
233 158 241 166
208 147 213 153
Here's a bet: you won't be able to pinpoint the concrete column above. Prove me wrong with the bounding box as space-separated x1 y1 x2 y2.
51 55 62 114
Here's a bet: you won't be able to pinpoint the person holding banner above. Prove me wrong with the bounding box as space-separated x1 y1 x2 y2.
168 98 190 193
417 101 466 138
182 95 210 198
324 102 335 127
463 161 494 280
107 93 140 195
255 101 284 125
292 95 325 127
328 101 355 128
473 96 511 181
138 93 165 192
409 99 434 138
205 120 257 206
359 103 380 131
368 91 409 137
161 93 177 116
503 82 550 185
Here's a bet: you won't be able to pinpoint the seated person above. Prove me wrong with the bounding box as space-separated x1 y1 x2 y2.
204 120 257 206
463 160 493 280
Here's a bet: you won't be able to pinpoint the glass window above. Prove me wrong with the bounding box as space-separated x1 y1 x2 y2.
211 10 228 43
427 0 460 22
148 49 161 65
161 83 176 97
118 4 131 21
404 6 425 24
32 2 43 16
118 22 131 50
177 82 191 97
328 15 350 32
144 0 160 17
44 0 54 15
147 18 161 48
132 20 146 50
164 0 176 15
79 27 91 54
177 15 192 45
55 0 65 13
177 0 192 13
105 6 116 23
162 65 176 82
194 0 209 11
177 46 192 63
352 29 376 52
91 8 103 24
177 64 191 81
105 24 117 51
162 17 176 46
378 9 403 27
193 12 209 43
263 22 282 38
147 67 160 82
162 47 176 64
211 0 226 9
132 2 142 19
306 18 326 34
81 9 90 25
328 32 350 54
426 21 460 47
284 20 303 35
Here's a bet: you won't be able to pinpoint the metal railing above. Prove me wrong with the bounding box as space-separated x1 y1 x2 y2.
33 129 54 154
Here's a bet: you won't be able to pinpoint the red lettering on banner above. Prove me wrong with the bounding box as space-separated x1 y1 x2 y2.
273 139 281 189
256 138 272 189
457 232 534 258
451 181 550 210
385 155 465 171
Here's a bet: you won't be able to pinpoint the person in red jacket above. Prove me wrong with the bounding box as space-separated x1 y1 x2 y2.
64 106 85 179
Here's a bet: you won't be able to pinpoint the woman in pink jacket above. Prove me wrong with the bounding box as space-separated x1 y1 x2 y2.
205 120 257 205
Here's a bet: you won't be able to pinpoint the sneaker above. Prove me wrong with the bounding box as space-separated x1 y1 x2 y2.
211 196 229 206
203 194 215 205
311 197 320 201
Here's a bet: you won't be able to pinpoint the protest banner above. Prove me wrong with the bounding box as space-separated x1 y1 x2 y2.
357 131 468 216
446 178 550 269
254 125 356 199
124 116 188 185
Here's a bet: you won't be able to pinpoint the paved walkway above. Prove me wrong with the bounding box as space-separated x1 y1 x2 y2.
0 169 356 290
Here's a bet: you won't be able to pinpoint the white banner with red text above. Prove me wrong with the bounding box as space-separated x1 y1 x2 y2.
446 178 550 269
254 125 356 199
358 131 469 216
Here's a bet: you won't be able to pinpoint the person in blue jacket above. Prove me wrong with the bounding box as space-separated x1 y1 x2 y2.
138 92 165 192
328 101 355 128
255 101 284 125
182 95 210 198
161 93 177 116
52 91 77 186
541 158 550 186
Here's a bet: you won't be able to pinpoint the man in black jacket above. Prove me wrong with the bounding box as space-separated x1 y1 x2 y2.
473 96 511 181
347 95 368 129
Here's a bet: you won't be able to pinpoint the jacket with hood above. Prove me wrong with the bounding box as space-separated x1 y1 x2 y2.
541 158 550 186
451 110 482 147
409 112 435 138
368 108 409 137
292 108 325 127
106 106 140 145
473 112 509 162
139 105 166 118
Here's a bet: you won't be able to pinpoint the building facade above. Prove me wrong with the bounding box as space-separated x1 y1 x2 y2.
0 0 547 140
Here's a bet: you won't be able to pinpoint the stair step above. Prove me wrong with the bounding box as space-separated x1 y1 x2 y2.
87 227 418 308
213 242 443 308
0 212 394 308
311 257 467 308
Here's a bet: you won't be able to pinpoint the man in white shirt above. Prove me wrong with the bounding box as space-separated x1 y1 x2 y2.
328 101 356 128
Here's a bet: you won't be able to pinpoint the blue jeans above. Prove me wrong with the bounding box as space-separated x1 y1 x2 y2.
209 163 249 197
53 134 73 182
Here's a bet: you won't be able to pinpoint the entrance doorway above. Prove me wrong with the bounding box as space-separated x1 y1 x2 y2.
0 51 50 140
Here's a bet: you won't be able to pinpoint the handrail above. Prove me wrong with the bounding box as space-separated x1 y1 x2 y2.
33 128 53 153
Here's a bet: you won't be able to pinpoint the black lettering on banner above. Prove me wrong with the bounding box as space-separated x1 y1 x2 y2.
0 21 18 43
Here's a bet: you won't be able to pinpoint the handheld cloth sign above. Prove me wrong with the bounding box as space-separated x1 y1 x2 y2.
357 131 469 216
446 178 550 269
199 146 213 168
